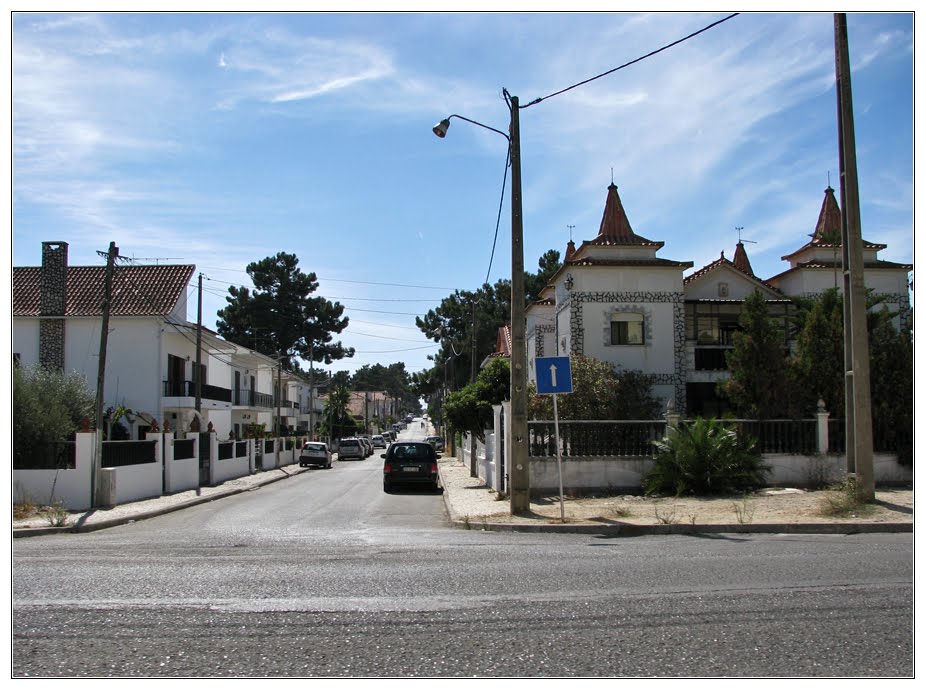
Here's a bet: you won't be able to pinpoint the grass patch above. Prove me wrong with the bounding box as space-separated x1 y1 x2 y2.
653 505 679 524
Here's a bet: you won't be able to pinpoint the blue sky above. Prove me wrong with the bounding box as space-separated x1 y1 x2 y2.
9 10 915 378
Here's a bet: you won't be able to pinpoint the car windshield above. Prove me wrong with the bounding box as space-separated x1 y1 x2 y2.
305 443 325 451
391 444 433 460
341 440 358 447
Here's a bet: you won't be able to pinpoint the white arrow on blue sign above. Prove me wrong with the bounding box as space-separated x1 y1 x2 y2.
535 356 573 395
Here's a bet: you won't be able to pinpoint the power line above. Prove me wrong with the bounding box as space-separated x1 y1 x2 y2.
522 13 739 108
485 145 511 286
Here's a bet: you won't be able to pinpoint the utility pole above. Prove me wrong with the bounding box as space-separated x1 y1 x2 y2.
276 354 282 437
471 298 477 383
308 342 315 440
834 13 875 500
195 273 203 415
92 241 119 508
507 93 530 514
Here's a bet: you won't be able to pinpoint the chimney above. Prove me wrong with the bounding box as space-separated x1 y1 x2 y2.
39 241 68 371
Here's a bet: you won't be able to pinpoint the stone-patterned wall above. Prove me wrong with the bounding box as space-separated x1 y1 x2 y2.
39 242 68 371
568 290 687 413
534 324 555 357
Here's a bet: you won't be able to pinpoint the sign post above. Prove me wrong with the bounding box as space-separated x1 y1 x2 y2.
535 356 573 522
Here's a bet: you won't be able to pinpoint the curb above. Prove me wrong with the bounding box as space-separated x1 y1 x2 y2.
444 518 913 536
12 467 300 539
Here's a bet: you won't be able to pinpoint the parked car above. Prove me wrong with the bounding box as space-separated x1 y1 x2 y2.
425 436 445 452
372 434 387 448
357 436 373 457
299 441 332 469
337 438 364 460
382 441 440 492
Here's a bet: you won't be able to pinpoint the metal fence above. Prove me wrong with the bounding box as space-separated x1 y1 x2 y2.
528 420 668 458
102 440 157 468
527 418 820 458
173 438 195 461
720 419 817 455
218 441 234 460
13 441 76 470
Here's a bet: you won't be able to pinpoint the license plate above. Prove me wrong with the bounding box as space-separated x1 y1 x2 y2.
402 466 418 472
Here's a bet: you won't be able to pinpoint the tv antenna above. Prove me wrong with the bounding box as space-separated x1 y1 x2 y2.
566 224 575 242
736 226 756 245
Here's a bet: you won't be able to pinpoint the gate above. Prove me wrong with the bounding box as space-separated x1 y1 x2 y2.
198 432 211 485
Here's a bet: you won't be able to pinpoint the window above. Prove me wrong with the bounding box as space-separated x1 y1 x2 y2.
610 313 644 345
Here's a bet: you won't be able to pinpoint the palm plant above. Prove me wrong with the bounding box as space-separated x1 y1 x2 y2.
644 417 770 496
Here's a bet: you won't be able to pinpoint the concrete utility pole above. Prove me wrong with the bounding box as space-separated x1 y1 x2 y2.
507 93 530 514
92 241 119 508
195 273 203 414
834 13 875 500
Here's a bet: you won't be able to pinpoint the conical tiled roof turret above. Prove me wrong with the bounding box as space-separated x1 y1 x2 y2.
732 241 755 277
588 183 661 247
563 239 576 262
812 186 843 244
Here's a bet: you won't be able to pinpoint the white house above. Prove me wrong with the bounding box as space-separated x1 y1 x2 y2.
522 184 912 416
12 241 283 439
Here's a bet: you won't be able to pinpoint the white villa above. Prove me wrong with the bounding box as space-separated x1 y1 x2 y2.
525 184 911 416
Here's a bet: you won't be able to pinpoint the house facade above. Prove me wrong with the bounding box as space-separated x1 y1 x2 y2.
13 241 325 440
524 184 912 416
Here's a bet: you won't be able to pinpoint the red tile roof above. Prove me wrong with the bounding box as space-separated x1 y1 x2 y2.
587 183 663 248
684 246 779 293
13 264 195 317
782 187 886 261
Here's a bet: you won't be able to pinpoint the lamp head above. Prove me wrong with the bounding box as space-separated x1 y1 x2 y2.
432 118 450 138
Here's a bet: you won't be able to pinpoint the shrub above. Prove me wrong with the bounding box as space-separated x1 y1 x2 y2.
644 417 770 496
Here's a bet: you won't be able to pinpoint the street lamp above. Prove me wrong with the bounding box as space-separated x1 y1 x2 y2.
432 91 530 513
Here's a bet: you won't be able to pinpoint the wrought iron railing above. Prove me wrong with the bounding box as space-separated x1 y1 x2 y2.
720 419 818 454
528 420 667 458
162 380 232 403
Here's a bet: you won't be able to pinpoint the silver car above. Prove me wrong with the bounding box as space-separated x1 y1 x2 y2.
337 438 364 460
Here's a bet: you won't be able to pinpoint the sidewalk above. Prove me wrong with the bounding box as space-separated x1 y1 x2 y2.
437 454 914 536
12 454 914 538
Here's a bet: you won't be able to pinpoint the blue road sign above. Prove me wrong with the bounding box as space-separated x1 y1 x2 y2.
535 356 573 395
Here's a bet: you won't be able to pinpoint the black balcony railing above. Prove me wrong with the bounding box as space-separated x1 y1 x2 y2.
163 380 232 403
232 389 274 408
693 346 731 371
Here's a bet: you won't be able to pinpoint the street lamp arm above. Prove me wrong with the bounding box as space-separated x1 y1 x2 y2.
433 114 510 141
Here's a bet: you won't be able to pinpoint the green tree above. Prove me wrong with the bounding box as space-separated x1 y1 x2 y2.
528 355 661 420
717 290 792 418
216 252 354 370
866 306 913 465
14 365 95 468
524 248 562 303
442 358 510 441
788 288 847 418
416 249 562 394
319 381 359 441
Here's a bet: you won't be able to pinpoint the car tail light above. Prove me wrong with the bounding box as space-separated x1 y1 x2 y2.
430 462 438 474
384 463 392 474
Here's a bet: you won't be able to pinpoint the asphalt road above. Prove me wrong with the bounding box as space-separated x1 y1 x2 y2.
13 420 914 677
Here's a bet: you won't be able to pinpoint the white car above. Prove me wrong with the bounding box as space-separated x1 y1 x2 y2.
337 438 364 460
372 434 387 448
299 442 332 469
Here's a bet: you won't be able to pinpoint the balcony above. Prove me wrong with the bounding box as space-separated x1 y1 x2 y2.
232 389 274 409
693 346 731 371
163 379 232 404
